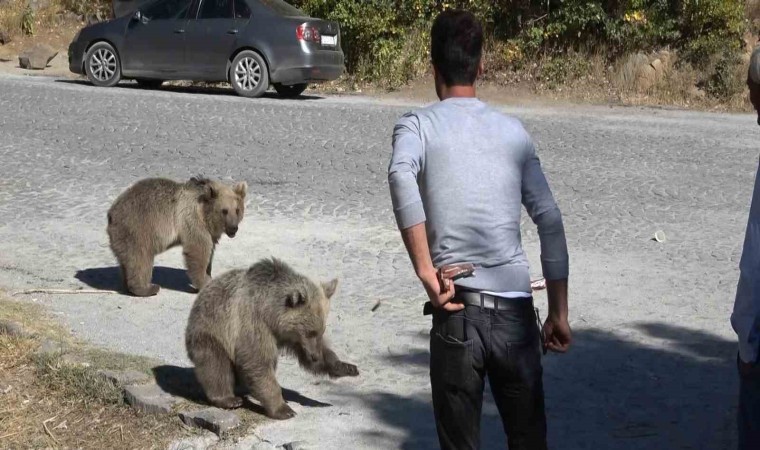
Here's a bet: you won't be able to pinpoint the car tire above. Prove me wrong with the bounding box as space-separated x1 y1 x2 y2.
84 41 121 88
135 78 163 89
273 83 307 98
229 50 269 98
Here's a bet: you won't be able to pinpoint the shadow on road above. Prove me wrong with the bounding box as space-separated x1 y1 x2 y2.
152 365 332 415
54 79 324 101
75 266 196 294
349 322 738 450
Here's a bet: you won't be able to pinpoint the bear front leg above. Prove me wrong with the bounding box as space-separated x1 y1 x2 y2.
182 237 213 292
241 366 295 420
322 346 359 378
206 245 215 277
297 343 359 378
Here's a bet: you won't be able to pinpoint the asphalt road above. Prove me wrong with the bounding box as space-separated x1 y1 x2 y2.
0 74 757 449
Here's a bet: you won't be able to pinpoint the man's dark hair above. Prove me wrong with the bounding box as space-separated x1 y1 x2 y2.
431 10 483 86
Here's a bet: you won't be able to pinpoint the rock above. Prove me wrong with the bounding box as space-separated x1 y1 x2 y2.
18 44 58 70
0 320 28 337
0 29 11 45
282 442 312 450
635 64 658 91
124 384 179 415
178 408 241 436
650 58 664 74
97 369 152 387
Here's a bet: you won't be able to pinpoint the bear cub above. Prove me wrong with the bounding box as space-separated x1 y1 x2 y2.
185 258 359 420
107 177 247 297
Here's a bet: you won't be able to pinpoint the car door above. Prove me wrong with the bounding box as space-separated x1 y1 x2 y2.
183 0 242 79
121 0 193 76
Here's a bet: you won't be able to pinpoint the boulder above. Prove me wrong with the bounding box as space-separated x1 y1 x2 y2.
0 29 11 45
18 44 58 70
178 408 241 436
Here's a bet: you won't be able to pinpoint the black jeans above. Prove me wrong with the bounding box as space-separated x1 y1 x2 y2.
739 354 760 449
430 300 546 450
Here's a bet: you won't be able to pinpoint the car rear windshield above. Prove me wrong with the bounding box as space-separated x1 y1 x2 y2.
258 0 306 17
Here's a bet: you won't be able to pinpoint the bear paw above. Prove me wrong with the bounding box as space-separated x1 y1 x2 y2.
131 283 160 297
269 403 296 420
329 361 359 378
212 396 244 409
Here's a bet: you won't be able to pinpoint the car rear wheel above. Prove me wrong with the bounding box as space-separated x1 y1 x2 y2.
230 51 269 98
84 42 121 88
135 79 163 89
273 83 307 98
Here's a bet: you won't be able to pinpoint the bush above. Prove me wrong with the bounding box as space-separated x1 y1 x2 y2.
291 0 747 91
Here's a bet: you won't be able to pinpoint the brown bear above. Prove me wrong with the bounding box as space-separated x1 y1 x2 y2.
107 177 247 297
185 258 359 420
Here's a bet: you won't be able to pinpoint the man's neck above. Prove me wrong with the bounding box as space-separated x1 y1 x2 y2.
438 84 477 101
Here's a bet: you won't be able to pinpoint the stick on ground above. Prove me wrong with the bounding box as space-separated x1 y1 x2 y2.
12 289 118 296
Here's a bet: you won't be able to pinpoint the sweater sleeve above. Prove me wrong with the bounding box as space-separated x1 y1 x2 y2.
521 135 569 280
388 113 426 230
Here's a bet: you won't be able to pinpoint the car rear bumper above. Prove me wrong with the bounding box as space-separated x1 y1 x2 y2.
271 50 344 85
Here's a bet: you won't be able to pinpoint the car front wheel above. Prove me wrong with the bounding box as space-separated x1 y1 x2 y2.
84 42 121 88
229 50 269 98
273 83 307 98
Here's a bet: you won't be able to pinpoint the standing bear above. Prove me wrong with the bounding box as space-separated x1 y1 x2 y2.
185 258 359 420
107 177 247 297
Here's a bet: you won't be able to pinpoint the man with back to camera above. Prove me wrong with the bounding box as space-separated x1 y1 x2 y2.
388 10 572 450
732 46 760 450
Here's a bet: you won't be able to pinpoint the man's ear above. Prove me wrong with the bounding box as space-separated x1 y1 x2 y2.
286 289 307 308
234 181 248 198
322 279 339 299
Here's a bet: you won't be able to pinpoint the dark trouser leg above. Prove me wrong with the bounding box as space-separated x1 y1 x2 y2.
739 355 760 449
430 309 485 450
488 304 547 450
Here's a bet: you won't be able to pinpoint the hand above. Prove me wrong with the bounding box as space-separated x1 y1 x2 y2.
542 316 572 353
419 269 463 312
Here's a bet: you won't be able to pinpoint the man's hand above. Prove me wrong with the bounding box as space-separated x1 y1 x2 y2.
542 316 572 353
419 269 463 312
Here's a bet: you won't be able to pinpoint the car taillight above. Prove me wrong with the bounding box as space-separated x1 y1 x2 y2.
296 24 320 42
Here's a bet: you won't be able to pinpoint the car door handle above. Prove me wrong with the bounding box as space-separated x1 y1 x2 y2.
174 29 185 34
227 29 238 34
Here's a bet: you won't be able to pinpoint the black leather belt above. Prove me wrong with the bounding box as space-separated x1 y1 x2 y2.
455 290 533 311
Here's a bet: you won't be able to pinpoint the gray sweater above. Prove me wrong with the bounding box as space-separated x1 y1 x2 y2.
388 97 568 293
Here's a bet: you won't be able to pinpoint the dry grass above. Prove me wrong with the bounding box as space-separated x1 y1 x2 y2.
0 294 200 449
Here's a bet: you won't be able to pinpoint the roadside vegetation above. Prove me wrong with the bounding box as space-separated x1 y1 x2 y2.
1 0 758 110
0 294 191 448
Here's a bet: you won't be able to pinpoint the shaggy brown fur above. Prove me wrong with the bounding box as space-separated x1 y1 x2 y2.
185 258 359 420
107 177 247 297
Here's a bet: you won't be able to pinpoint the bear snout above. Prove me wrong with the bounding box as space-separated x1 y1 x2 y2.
226 226 239 237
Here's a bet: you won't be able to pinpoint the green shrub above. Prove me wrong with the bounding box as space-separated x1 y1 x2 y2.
20 4 34 36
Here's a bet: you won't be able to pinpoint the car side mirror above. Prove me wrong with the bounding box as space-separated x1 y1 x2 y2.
132 10 142 22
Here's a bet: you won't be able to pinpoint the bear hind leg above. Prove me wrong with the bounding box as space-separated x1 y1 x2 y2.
122 248 159 297
192 337 242 409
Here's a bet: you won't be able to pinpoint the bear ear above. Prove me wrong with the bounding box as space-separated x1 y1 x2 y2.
322 279 339 299
286 290 307 308
201 183 217 201
234 181 248 198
